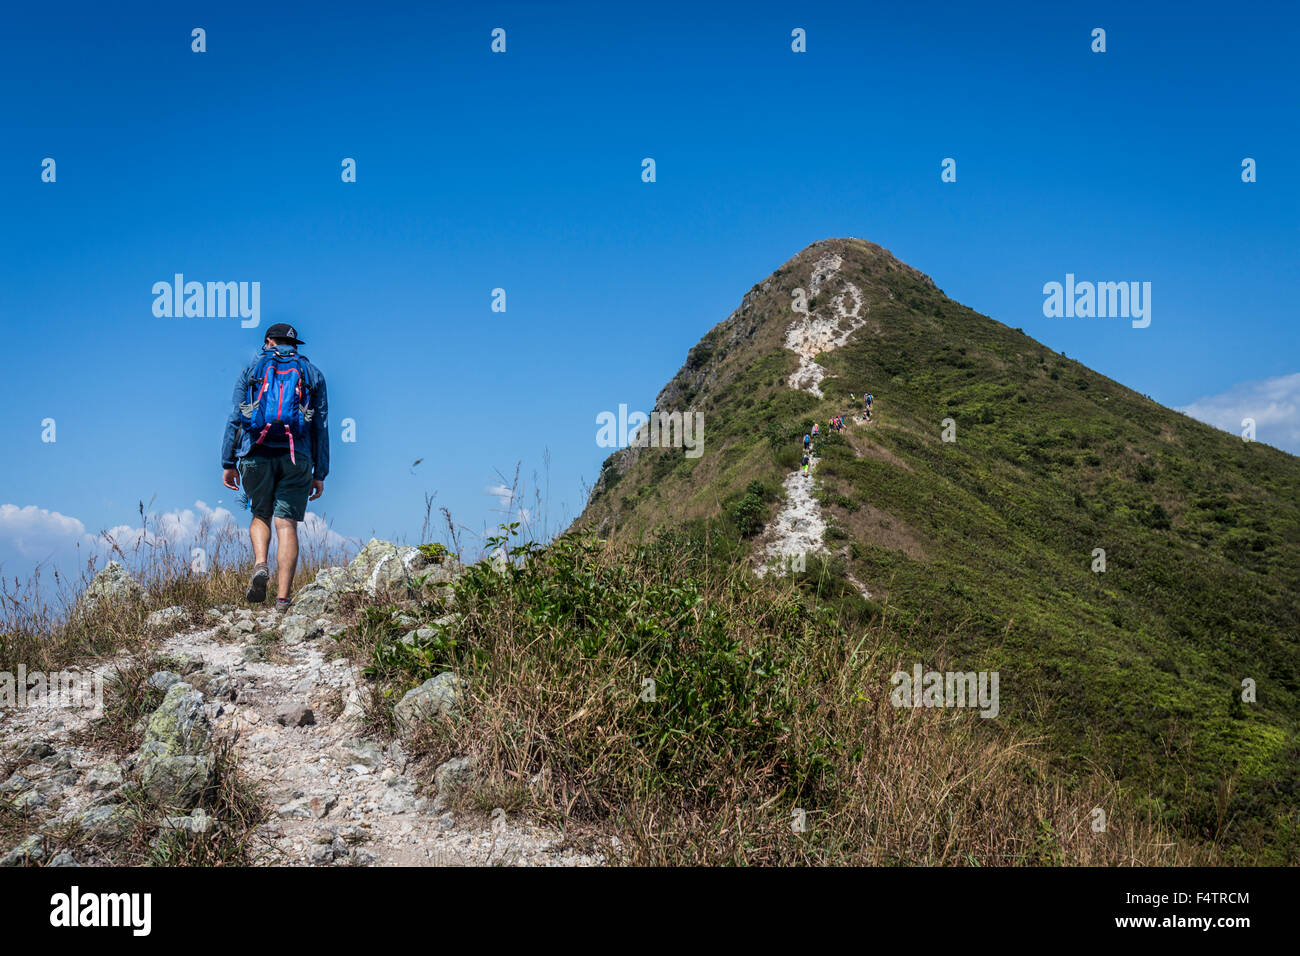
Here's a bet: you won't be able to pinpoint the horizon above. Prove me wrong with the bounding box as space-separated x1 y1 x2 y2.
2 0 1297 584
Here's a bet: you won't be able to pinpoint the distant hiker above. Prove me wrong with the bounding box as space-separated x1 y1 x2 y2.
865 393 874 421
801 452 810 476
221 323 329 612
803 433 812 451
812 422 819 437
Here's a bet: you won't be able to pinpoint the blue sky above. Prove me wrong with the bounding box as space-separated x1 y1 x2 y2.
1 0 1296 586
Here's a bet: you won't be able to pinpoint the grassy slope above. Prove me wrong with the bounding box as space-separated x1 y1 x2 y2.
578 238 1300 861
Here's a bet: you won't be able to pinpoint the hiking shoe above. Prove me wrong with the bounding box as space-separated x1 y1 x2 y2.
275 598 291 615
246 563 270 604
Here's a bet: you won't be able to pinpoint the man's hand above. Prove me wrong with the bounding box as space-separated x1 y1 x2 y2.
309 480 324 501
222 468 240 491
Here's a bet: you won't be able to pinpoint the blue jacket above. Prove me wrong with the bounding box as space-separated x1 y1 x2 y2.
221 346 330 480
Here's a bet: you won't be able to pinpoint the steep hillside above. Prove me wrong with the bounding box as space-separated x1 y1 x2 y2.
578 238 1300 860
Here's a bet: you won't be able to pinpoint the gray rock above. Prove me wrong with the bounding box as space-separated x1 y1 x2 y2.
242 645 267 662
276 704 315 727
279 614 323 644
48 851 79 867
0 771 30 794
45 749 73 770
290 566 362 619
0 835 44 867
161 808 212 834
85 762 124 792
137 682 214 808
11 789 47 810
335 738 383 771
142 683 211 757
21 741 55 759
379 775 420 814
79 561 143 615
399 626 439 646
433 755 477 794
234 619 257 635
277 792 337 819
89 781 140 807
77 804 134 840
146 670 183 692
145 606 188 630
139 754 214 809
189 666 235 701
393 672 466 733
309 843 335 864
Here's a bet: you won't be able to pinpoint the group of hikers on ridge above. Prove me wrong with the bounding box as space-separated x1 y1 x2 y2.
798 390 877 478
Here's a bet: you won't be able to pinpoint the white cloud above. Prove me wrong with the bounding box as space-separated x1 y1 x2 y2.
485 483 515 510
0 504 88 560
1178 372 1300 454
484 484 532 528
0 500 356 576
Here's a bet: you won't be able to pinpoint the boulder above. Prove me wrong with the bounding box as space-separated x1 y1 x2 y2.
137 683 214 809
79 561 143 615
290 566 361 619
349 539 425 593
142 683 210 757
139 754 214 809
393 673 466 733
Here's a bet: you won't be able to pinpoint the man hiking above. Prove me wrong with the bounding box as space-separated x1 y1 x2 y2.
220 323 329 611
801 451 810 476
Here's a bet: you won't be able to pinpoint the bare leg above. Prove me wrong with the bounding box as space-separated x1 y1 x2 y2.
274 517 299 600
249 516 271 564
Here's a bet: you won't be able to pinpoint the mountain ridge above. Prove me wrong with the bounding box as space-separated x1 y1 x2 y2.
575 236 1300 860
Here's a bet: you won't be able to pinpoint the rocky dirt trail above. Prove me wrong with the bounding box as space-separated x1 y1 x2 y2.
757 251 873 598
757 450 825 575
162 614 602 867
1 543 605 868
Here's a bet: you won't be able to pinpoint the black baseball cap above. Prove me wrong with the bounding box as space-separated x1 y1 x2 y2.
265 323 305 345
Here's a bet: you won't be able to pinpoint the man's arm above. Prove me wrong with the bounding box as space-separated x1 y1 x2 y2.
311 369 329 481
221 363 248 469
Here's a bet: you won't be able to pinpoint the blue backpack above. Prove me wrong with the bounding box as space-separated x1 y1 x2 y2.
240 350 313 461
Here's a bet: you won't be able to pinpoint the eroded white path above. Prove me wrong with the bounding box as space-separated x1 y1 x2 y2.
757 251 872 598
784 253 868 397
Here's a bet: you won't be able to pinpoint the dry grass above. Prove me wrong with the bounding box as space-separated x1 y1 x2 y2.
341 526 1207 866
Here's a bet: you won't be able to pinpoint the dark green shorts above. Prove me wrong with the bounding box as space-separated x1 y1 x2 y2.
238 453 314 522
